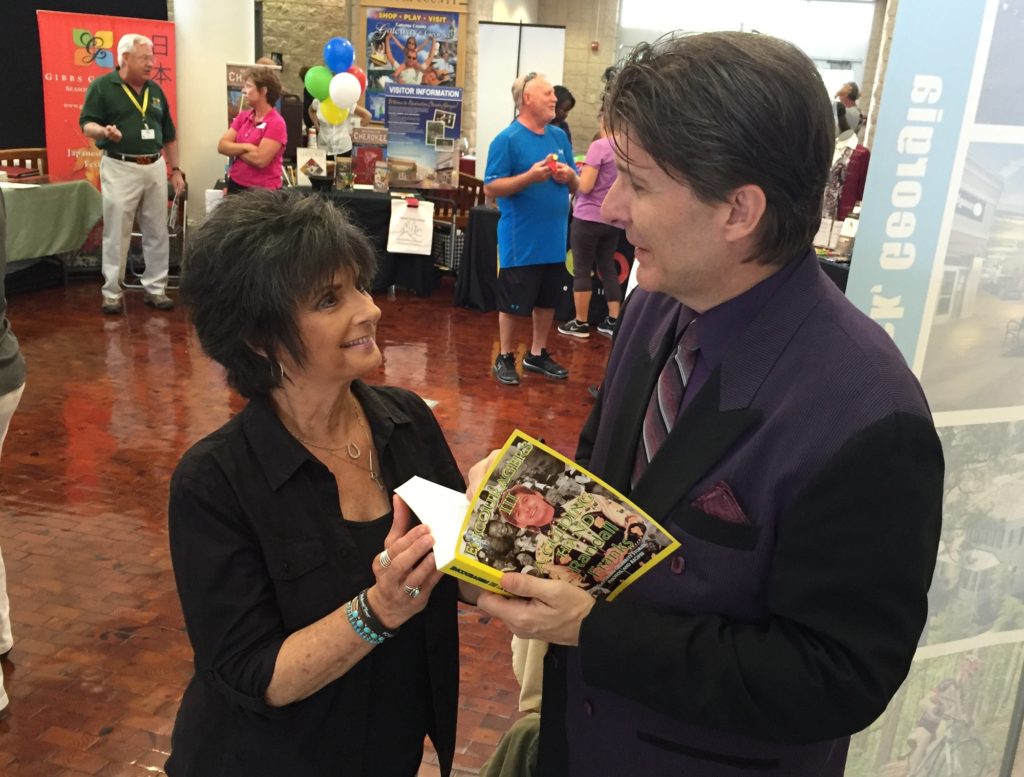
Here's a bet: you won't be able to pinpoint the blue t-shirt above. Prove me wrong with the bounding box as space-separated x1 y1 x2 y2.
484 121 574 267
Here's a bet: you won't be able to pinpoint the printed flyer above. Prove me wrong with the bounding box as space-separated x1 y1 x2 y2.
384 83 461 189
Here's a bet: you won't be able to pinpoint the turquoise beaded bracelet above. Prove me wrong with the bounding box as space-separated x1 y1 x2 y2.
346 597 386 645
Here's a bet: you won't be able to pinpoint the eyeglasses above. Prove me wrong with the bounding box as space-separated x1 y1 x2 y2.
522 72 537 86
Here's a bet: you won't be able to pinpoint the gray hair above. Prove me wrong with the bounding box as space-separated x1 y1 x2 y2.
511 72 545 110
117 34 154 65
604 32 834 267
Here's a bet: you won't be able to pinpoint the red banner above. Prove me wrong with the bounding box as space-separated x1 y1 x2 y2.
36 11 176 186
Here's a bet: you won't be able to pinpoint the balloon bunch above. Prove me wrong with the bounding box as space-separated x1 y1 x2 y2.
303 37 368 125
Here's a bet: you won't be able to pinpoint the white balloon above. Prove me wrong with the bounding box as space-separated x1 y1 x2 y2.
329 72 362 109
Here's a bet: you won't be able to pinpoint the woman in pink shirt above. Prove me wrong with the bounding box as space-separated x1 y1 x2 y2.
218 68 288 193
558 124 623 339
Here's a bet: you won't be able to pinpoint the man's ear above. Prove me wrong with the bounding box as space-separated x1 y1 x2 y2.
722 184 767 245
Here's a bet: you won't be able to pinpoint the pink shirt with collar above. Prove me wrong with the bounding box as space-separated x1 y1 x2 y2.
228 108 287 189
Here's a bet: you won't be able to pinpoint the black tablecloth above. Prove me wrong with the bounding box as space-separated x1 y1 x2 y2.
455 206 635 322
818 258 850 292
314 188 437 297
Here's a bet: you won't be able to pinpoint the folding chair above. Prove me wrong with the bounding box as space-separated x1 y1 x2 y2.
124 181 188 290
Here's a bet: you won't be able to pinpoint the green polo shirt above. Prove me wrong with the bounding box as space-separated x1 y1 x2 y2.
80 70 176 156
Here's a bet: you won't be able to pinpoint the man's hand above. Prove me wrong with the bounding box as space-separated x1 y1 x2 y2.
103 125 123 143
476 572 596 646
552 162 576 186
526 158 554 185
170 169 186 196
466 449 502 502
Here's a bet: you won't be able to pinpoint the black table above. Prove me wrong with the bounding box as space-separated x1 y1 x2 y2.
313 188 438 297
817 258 850 291
455 206 635 322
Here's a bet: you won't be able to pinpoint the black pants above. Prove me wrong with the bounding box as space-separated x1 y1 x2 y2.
569 218 622 302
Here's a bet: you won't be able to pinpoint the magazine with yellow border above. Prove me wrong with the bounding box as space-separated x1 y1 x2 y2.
395 430 680 601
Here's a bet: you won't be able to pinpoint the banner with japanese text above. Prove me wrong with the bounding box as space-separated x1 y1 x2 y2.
37 11 176 186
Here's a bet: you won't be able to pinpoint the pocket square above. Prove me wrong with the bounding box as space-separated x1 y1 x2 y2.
692 481 749 524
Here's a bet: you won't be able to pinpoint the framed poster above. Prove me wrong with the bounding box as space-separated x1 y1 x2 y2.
358 2 466 122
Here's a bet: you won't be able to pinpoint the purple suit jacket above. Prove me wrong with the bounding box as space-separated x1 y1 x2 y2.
538 252 944 776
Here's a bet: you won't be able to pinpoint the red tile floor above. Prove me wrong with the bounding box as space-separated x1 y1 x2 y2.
0 275 613 776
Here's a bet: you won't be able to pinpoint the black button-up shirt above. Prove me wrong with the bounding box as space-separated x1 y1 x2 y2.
166 382 465 776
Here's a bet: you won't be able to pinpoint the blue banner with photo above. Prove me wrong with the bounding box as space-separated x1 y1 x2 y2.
384 83 462 189
365 6 459 122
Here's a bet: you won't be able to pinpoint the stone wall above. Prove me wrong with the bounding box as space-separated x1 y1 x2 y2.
538 0 620 156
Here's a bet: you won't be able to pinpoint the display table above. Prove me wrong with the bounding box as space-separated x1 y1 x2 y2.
313 187 438 297
2 179 102 264
818 258 850 291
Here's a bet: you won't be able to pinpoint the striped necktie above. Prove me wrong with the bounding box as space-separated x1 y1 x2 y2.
632 317 699 486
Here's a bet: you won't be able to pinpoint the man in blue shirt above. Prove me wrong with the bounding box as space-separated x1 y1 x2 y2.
484 73 578 386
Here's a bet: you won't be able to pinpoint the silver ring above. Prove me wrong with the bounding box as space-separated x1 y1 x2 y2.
378 549 392 568
403 584 421 599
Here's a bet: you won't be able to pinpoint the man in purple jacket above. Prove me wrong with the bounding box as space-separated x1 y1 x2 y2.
473 31 944 776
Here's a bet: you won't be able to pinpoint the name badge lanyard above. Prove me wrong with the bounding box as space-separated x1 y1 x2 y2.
121 84 150 129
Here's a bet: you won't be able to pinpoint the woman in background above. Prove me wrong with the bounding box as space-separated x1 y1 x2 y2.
217 68 287 193
309 100 372 158
558 120 623 339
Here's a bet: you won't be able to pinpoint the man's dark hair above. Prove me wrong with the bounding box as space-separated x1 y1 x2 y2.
554 84 576 109
842 81 861 101
604 32 835 266
243 66 283 105
180 189 378 398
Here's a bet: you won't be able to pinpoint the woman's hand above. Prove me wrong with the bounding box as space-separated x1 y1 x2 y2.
466 449 502 502
366 495 443 630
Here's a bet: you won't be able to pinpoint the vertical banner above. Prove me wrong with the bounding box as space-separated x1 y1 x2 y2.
845 1 1024 775
36 11 177 186
384 83 461 189
226 63 249 125
363 7 461 122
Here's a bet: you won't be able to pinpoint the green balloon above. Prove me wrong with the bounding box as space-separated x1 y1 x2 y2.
304 65 333 101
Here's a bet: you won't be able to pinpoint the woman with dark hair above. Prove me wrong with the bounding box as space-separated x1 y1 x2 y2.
165 189 466 776
551 85 576 146
217 67 287 192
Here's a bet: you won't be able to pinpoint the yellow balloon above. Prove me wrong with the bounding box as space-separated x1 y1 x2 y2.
321 98 350 125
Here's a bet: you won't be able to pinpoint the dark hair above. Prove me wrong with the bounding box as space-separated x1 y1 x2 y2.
497 483 543 528
604 32 834 266
180 189 378 398
243 67 283 105
554 84 576 109
835 101 851 133
841 81 860 101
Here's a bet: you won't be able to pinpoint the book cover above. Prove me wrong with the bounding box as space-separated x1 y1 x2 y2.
352 145 385 186
352 126 388 186
296 148 328 187
396 430 680 601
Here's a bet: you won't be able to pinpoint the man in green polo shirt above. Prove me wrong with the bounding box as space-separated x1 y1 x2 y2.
80 33 185 314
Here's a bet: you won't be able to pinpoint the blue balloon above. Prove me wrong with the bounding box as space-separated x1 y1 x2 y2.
323 37 355 74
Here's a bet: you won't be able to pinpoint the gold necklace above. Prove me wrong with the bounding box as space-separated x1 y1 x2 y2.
290 399 385 491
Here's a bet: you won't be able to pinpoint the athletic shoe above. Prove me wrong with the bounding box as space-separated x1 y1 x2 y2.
557 318 590 339
144 292 175 310
522 349 568 379
597 316 617 337
493 352 520 385
101 297 124 315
